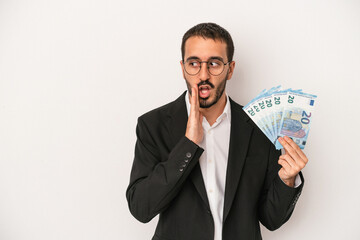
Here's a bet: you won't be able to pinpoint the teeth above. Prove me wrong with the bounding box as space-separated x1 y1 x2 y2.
200 86 210 90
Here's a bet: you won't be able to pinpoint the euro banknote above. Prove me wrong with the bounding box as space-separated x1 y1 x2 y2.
243 87 317 150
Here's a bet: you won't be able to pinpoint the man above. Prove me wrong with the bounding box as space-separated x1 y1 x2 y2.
126 23 308 240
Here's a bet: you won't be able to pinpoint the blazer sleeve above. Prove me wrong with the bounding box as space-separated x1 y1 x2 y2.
126 117 204 223
257 143 304 231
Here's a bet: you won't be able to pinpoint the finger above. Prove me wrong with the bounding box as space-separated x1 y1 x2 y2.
278 158 292 173
280 154 303 173
278 137 302 164
278 158 301 177
190 87 195 105
190 87 197 114
283 136 308 167
193 85 199 110
284 136 309 164
279 155 296 168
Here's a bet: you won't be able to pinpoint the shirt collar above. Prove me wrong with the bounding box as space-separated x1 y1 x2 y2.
185 90 231 124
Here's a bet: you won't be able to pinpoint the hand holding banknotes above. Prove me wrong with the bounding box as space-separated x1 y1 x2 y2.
278 136 309 187
243 86 316 187
185 86 204 145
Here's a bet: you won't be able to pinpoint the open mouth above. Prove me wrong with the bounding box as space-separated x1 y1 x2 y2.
198 85 211 98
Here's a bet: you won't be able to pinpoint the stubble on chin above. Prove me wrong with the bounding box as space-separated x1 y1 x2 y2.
199 75 228 109
184 72 228 109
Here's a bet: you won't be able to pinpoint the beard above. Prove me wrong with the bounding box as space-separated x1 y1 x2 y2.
185 72 228 109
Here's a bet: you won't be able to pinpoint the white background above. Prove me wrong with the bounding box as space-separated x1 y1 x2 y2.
0 0 359 239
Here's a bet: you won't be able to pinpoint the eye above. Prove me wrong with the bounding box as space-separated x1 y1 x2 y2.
208 60 222 68
188 61 200 68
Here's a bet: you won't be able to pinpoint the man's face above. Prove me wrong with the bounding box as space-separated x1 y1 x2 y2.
181 36 235 108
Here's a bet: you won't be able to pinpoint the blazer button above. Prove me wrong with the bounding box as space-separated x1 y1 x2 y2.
184 159 189 163
186 152 191 158
179 168 184 172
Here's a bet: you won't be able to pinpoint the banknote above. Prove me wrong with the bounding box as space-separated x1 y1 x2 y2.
243 86 281 141
243 86 317 150
274 90 317 149
243 99 274 142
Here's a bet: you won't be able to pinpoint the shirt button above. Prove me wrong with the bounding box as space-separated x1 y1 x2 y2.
208 159 212 163
186 152 191 158
209 189 213 193
208 130 212 134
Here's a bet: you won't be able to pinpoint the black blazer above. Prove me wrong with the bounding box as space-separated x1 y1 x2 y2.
126 91 303 240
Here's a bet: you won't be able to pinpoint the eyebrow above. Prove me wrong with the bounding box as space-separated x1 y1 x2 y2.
185 56 225 62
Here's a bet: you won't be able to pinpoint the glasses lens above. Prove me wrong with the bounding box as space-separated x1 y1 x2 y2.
184 59 226 76
208 59 224 76
184 60 201 75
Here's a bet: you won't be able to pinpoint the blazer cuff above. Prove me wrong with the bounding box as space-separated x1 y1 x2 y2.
168 136 204 174
274 171 304 207
278 173 302 188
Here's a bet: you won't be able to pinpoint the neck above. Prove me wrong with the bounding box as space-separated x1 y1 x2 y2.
200 93 227 126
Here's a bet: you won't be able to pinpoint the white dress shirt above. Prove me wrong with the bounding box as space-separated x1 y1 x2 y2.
185 91 231 240
185 91 301 240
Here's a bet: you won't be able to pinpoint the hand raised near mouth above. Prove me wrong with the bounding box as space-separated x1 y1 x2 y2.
185 86 204 145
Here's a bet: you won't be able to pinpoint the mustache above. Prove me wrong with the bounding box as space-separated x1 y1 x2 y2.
198 80 214 89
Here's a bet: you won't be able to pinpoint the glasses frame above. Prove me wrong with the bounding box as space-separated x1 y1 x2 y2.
182 58 232 76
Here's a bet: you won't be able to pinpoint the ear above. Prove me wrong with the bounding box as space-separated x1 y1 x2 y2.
226 61 236 80
180 60 186 79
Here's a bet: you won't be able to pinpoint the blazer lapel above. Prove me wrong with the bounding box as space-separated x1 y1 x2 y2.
167 91 210 211
223 98 254 222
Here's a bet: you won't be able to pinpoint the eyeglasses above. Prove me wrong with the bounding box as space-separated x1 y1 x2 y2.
183 58 231 76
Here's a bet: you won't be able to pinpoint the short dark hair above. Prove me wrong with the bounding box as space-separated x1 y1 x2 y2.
181 22 234 62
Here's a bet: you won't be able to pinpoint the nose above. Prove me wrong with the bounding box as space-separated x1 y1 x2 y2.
199 62 210 81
